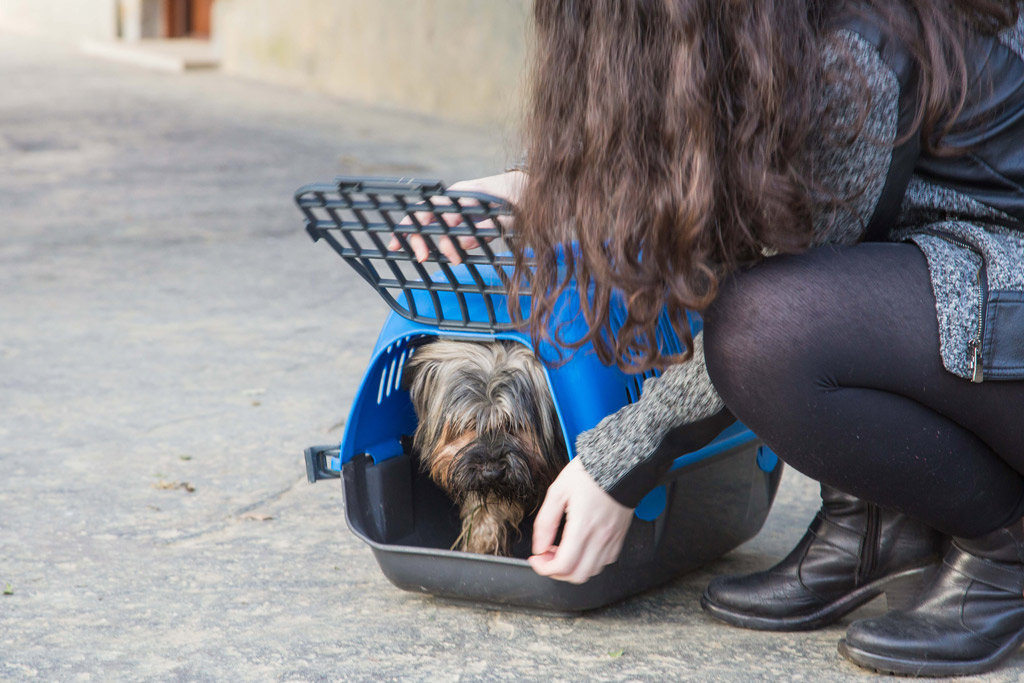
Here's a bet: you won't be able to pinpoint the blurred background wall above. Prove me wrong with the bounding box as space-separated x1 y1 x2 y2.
214 0 531 126
0 0 119 42
0 0 532 127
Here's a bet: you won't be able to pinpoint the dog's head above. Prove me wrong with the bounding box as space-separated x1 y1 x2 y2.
404 339 567 510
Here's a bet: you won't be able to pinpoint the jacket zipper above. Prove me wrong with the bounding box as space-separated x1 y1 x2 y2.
920 228 988 383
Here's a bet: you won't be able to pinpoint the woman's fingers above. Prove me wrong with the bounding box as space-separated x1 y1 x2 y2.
543 514 627 584
530 515 616 584
388 233 431 262
527 458 635 584
531 479 568 556
388 233 466 264
437 235 463 264
530 510 589 579
530 465 599 581
386 192 500 264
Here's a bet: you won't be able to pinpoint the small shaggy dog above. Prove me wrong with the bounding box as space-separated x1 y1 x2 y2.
404 339 568 556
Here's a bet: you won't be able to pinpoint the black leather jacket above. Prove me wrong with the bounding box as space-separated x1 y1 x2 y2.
844 10 1024 242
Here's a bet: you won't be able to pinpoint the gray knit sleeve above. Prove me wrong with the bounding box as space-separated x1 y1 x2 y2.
576 332 730 506
808 25 915 246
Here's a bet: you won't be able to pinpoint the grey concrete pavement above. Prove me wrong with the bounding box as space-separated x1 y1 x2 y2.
1 32 1021 682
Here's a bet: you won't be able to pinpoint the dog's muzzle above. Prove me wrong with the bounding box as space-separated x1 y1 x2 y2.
449 434 538 504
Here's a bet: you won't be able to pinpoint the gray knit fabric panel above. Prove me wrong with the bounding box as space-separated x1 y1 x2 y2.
1000 9 1024 60
901 228 982 378
807 30 899 247
576 332 725 492
895 178 1024 378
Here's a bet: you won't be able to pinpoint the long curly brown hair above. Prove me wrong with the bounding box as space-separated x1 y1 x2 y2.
509 0 1020 372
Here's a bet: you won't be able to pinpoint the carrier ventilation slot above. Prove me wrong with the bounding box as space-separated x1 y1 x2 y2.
609 299 665 405
623 368 660 405
375 335 419 405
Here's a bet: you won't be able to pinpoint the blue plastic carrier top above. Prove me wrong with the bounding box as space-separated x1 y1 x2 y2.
296 177 770 520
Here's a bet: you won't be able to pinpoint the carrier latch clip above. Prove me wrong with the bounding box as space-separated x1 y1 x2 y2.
304 445 342 483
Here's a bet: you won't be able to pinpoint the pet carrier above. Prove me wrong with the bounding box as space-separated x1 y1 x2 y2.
297 176 782 614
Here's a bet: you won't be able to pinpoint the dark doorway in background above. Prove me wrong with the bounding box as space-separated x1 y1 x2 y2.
164 0 212 39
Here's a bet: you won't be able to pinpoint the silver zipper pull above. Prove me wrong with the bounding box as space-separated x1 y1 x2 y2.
969 339 984 383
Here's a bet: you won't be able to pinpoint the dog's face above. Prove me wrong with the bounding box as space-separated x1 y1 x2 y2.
404 339 568 555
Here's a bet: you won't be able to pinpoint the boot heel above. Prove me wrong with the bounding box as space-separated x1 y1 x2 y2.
882 566 934 611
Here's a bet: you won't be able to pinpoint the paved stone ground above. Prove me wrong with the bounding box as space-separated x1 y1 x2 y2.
1 32 1022 683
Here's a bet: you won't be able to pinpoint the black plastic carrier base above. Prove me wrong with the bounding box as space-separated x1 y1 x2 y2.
338 437 782 616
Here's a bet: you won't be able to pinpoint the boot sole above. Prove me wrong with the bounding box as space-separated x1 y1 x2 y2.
700 565 934 632
837 627 1024 678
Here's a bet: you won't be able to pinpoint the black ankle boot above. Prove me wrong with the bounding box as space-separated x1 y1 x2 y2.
700 484 945 631
839 519 1024 677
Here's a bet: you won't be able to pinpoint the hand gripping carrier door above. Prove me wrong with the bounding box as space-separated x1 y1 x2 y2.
296 176 783 614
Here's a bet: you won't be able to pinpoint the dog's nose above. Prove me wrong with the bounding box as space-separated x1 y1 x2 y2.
481 465 505 482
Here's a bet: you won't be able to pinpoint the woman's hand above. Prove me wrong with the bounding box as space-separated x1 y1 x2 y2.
387 170 526 265
528 457 634 584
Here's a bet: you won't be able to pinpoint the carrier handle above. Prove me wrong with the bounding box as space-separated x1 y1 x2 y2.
333 176 445 196
304 445 342 483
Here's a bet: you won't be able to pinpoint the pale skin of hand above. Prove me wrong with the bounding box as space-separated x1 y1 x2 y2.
528 458 635 584
386 171 526 264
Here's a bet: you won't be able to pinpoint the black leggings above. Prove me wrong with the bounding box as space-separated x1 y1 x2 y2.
703 243 1024 538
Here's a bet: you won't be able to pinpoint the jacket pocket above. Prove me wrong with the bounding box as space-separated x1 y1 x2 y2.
981 290 1024 380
